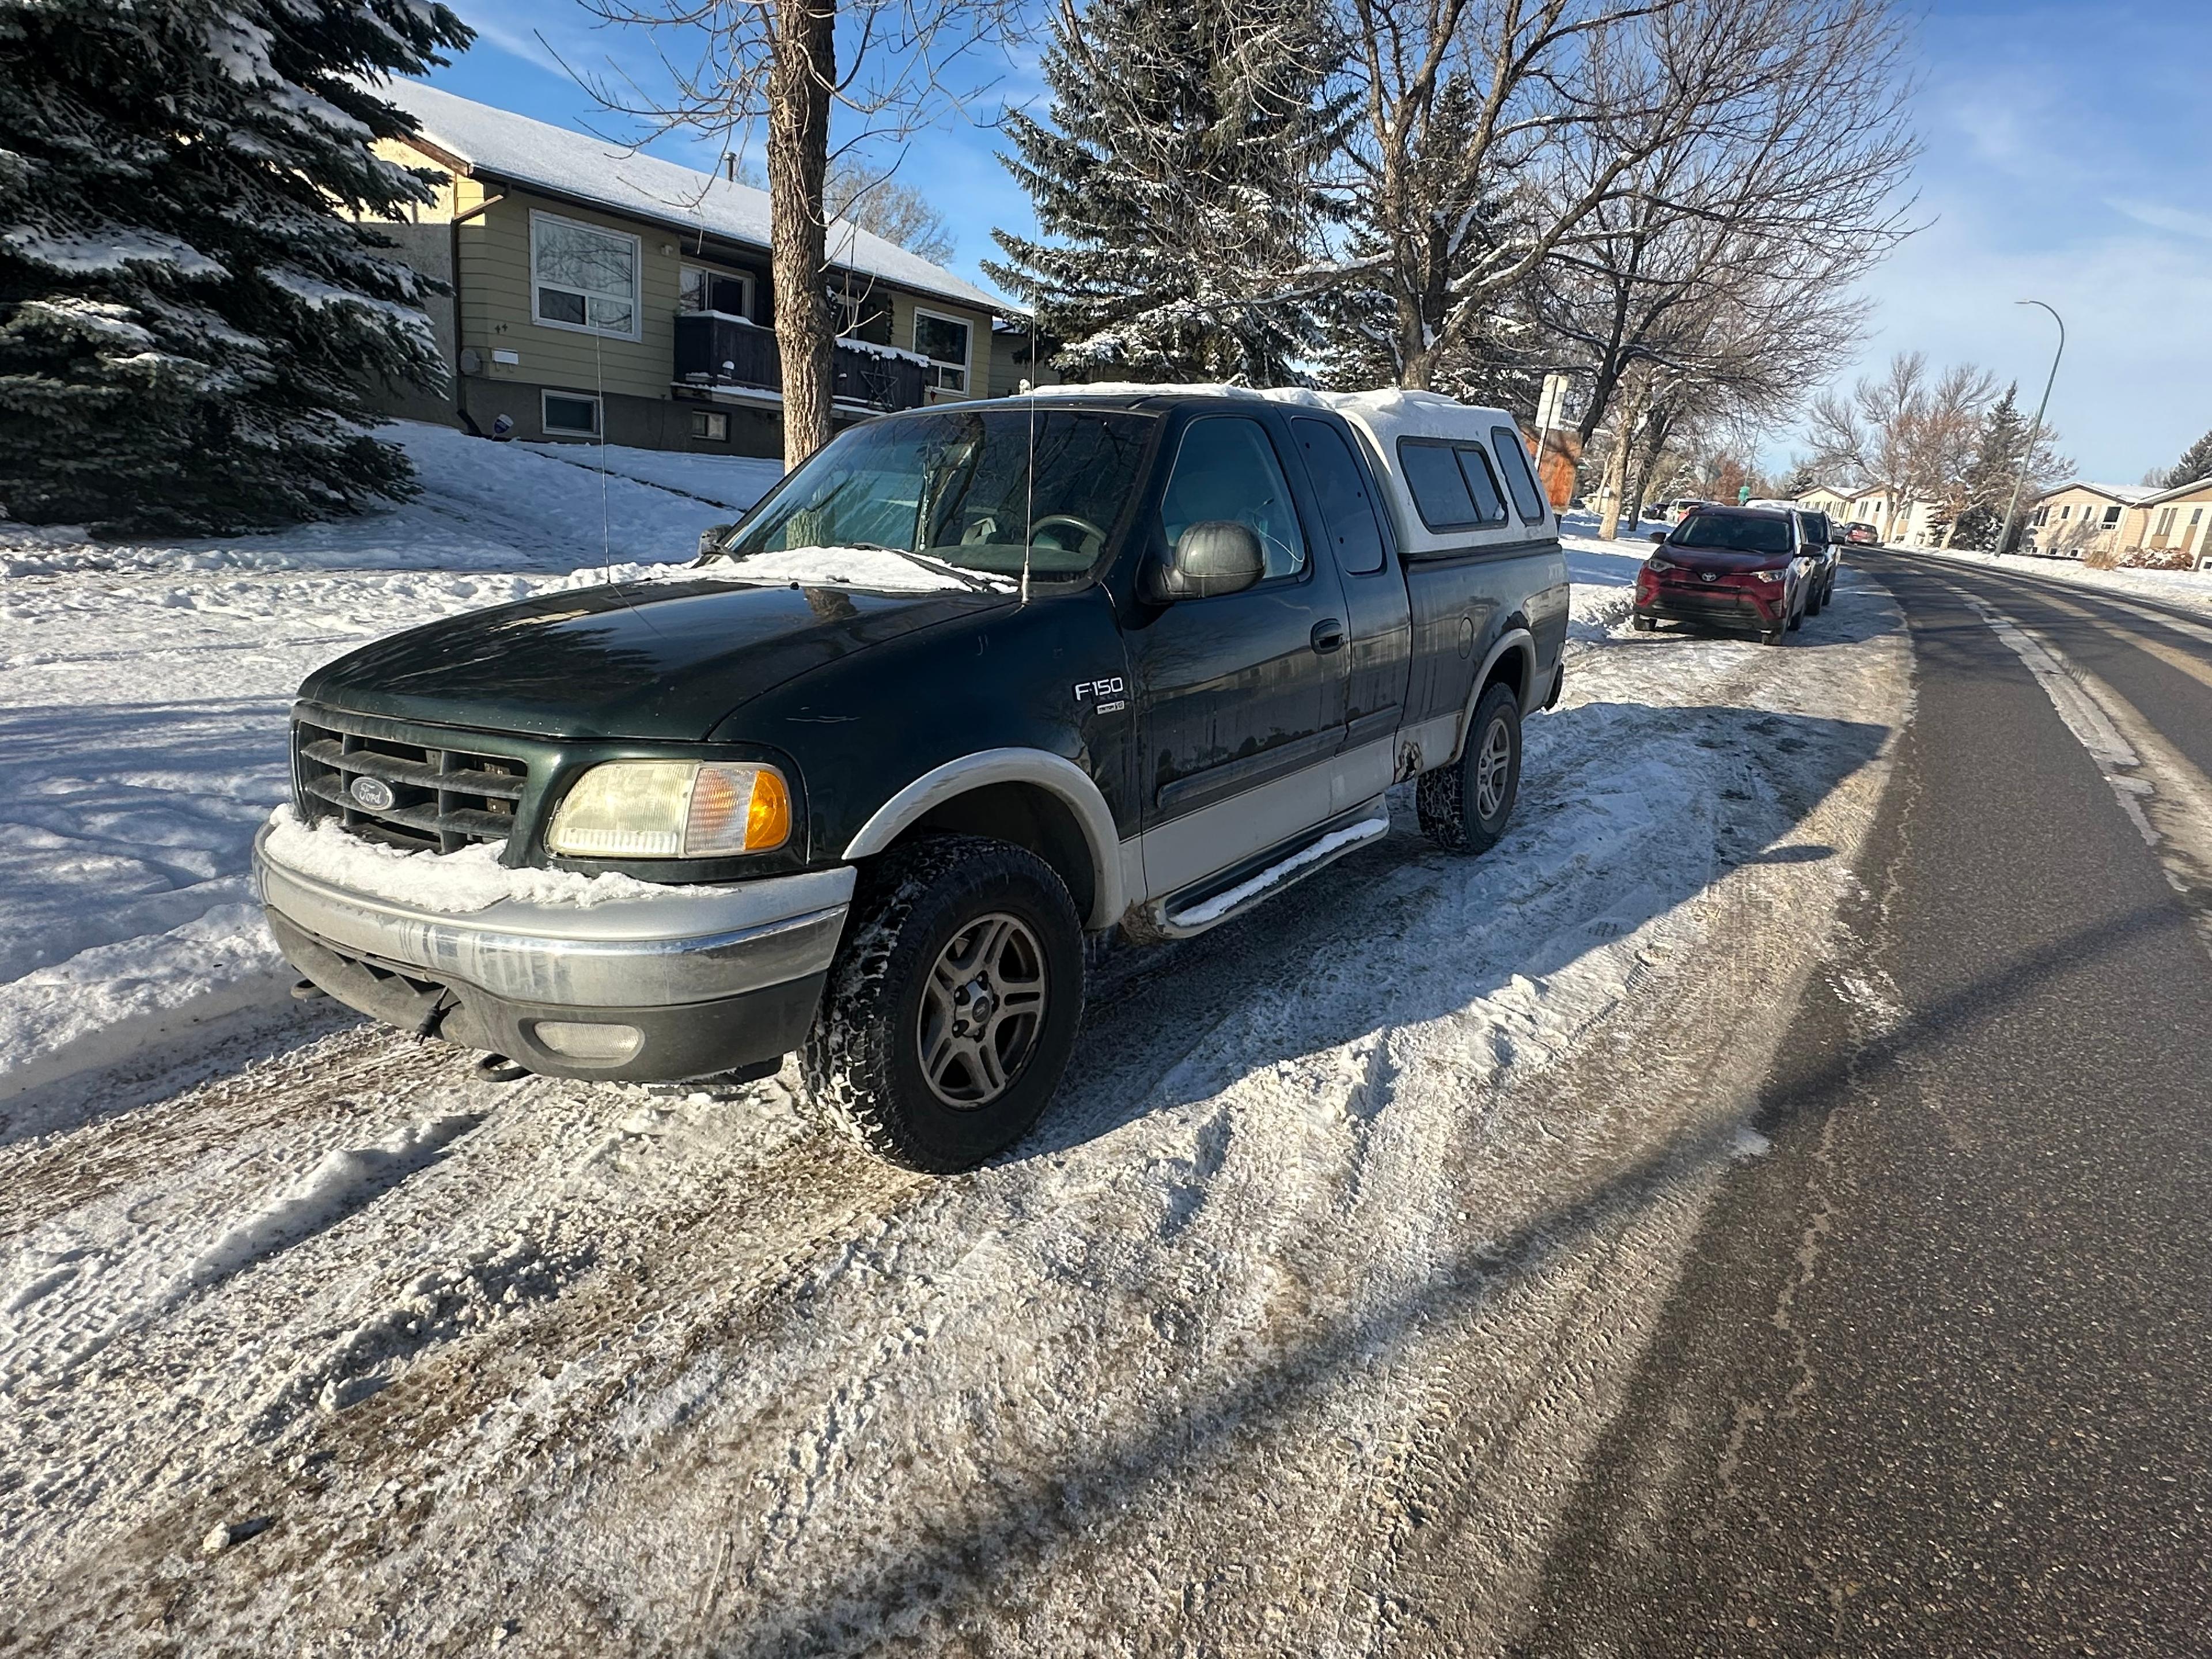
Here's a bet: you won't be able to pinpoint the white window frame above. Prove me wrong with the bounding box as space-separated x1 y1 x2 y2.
541 389 603 438
530 210 642 342
679 263 756 321
689 408 730 442
911 305 972 393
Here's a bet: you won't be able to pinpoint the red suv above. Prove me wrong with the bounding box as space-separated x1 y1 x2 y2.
1632 506 1819 646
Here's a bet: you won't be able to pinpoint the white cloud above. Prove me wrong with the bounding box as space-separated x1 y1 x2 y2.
2107 199 2212 243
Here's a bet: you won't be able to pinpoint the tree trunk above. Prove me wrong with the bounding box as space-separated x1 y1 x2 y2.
1597 374 1646 540
1623 412 1669 531
768 0 836 469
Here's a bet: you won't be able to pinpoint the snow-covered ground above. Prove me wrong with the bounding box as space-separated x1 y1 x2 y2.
1908 545 2212 614
0 423 778 1105
1 476 1914 1652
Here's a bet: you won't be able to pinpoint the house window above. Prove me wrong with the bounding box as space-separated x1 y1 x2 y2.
679 265 756 321
2102 504 2122 527
531 211 639 339
912 308 971 392
690 410 729 442
542 390 601 437
2033 505 2050 526
2058 505 2072 520
2156 507 2177 538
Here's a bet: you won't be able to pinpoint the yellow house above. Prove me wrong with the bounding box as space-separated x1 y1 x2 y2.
2027 481 2158 558
1795 484 1853 519
362 82 1007 457
2118 475 2212 567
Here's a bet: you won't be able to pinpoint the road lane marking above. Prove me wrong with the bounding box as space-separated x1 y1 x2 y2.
1956 590 2212 965
2016 590 2212 696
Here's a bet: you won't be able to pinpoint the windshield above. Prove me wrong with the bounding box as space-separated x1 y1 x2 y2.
713 407 1154 579
1670 513 1791 555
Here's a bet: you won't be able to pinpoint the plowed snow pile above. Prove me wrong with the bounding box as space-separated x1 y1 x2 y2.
1 511 1913 1656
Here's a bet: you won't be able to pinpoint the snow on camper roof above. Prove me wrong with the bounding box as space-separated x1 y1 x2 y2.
379 80 1004 315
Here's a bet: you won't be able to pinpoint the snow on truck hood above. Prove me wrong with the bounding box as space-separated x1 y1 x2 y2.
261 806 717 913
297 565 1014 742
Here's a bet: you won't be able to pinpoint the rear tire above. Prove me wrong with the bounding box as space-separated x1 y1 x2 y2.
802 835 1085 1173
1418 681 1522 855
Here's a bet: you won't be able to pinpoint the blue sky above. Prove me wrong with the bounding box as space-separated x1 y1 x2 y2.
426 0 2211 483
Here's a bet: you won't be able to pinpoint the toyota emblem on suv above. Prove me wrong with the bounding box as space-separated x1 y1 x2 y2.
349 775 396 810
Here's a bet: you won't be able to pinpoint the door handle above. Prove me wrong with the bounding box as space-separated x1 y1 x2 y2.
1311 619 1346 654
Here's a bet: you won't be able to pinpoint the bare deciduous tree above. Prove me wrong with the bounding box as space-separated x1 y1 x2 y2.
569 0 1024 465
1808 352 1998 545
1326 0 1914 397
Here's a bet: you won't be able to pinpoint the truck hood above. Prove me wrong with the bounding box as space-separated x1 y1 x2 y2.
299 574 1016 741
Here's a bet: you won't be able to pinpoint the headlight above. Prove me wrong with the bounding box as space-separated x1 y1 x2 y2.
1749 566 1785 582
1647 556 1677 572
547 761 792 858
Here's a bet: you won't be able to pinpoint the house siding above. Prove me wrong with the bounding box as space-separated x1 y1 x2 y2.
361 136 1002 456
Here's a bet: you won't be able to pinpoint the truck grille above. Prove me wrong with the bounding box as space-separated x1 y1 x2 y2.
294 715 527 854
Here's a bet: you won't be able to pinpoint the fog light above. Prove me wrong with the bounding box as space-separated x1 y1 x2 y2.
531 1021 643 1062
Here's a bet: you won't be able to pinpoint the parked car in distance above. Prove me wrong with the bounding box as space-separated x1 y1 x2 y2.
1632 505 1820 646
1793 509 1843 615
1664 497 1707 523
255 387 1569 1173
1843 521 1881 547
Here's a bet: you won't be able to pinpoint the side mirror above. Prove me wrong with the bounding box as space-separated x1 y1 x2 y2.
696 523 736 561
1647 532 1668 545
1145 521 1265 602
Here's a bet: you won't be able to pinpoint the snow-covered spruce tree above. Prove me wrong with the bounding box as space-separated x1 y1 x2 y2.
985 0 1347 385
2161 427 2212 491
0 0 471 533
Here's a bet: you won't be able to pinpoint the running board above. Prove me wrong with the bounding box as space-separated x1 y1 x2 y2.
1153 804 1392 939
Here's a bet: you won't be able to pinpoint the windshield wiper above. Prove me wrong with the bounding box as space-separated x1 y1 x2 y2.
842 543 1006 593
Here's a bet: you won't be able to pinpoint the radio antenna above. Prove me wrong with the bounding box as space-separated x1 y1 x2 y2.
1020 310 1037 608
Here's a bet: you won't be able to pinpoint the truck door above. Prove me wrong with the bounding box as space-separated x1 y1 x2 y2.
1288 415 1411 801
1126 412 1351 895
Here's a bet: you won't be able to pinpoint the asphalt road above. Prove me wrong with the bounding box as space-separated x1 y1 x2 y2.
1517 554 2212 1656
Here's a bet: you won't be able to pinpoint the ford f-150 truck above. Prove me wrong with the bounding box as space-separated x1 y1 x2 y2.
255 388 1569 1171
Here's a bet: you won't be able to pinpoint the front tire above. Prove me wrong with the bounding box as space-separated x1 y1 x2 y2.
803 836 1085 1173
1418 680 1522 855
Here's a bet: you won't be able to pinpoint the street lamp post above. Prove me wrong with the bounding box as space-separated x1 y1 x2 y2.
1998 300 2065 555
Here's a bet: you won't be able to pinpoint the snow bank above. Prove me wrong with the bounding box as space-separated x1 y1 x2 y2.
261 808 722 914
0 421 779 578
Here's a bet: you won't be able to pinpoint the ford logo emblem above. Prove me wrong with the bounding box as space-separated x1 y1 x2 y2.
349 775 396 811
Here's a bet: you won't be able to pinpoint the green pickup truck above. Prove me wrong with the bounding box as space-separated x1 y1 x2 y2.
256 387 1569 1171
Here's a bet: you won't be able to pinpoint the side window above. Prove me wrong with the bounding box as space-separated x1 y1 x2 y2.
1491 426 1549 524
1456 445 1509 524
1399 440 1479 530
1291 418 1386 575
1160 418 1307 580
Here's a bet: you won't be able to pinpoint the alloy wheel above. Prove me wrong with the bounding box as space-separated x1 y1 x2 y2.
1475 717 1514 820
917 912 1048 1108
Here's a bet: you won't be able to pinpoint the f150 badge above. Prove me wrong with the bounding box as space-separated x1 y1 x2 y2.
1074 676 1126 715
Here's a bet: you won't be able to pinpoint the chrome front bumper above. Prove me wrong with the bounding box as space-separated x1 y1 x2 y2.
252 823 854 1010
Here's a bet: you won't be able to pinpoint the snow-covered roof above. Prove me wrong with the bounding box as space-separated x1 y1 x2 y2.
2036 479 2158 505
2141 474 2212 505
380 80 1004 316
